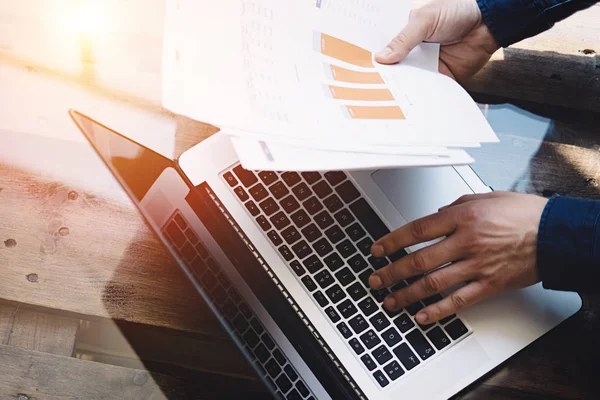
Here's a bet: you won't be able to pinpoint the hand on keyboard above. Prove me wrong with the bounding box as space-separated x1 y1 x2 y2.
368 192 547 326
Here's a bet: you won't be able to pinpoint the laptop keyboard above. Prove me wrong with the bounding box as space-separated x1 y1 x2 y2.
224 166 472 389
162 210 315 399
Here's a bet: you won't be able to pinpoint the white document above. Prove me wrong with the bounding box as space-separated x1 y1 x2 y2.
162 0 499 147
231 136 474 171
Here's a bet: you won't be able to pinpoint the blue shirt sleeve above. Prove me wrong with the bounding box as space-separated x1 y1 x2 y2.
537 195 600 292
476 0 597 47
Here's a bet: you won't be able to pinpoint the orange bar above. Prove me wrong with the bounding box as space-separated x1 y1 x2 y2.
328 86 394 101
330 65 384 84
320 33 374 67
346 105 405 120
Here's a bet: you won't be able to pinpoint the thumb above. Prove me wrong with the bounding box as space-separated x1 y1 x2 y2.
375 9 435 64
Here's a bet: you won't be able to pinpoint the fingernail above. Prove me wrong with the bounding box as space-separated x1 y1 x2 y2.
384 296 397 310
371 244 384 257
369 274 383 289
376 47 392 58
438 205 448 212
416 312 428 324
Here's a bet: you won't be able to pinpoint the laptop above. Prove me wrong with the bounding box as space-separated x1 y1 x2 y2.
70 109 581 400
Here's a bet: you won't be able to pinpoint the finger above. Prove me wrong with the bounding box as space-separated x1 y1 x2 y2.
382 261 473 312
371 209 458 257
375 8 436 64
370 234 465 289
415 281 490 324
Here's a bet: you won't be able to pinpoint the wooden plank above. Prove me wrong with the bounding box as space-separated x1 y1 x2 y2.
465 6 600 111
0 305 79 357
0 343 269 400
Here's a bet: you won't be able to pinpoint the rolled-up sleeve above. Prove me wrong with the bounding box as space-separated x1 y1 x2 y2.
537 196 600 292
475 0 597 47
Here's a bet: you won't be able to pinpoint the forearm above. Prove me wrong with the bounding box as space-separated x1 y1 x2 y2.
537 196 600 292
476 0 597 47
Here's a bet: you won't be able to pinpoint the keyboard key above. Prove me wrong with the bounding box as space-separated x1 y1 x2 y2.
292 183 312 201
349 338 365 355
243 329 260 348
356 237 373 257
229 288 242 304
292 240 312 259
368 256 389 270
361 354 377 371
394 313 415 333
359 330 382 350
313 238 333 257
440 314 456 325
233 165 258 187
315 270 335 289
427 326 451 350
349 314 369 334
348 254 368 273
301 172 321 185
383 360 405 381
373 371 389 388
418 322 436 331
406 329 436 360
314 211 334 230
313 180 333 199
223 172 238 187
384 306 403 319
287 389 302 400
278 245 294 261
233 315 249 333
406 301 425 316
324 225 344 244
267 230 283 246
201 270 218 290
389 249 409 262
282 172 301 187
239 302 253 319
423 294 443 306
358 270 375 290
324 253 344 271
196 242 209 258
371 288 390 303
249 183 268 202
313 291 329 307
258 171 278 186
303 255 324 274
334 209 355 227
301 223 322 242
284 365 299 382
254 343 270 363
336 239 357 259
259 198 280 216
181 242 196 262
166 221 186 247
262 334 275 350
265 358 282 377
335 180 361 204
394 343 420 371
256 215 272 231
337 299 358 318
281 195 300 214
289 261 305 277
347 282 367 301
234 186 250 202
323 194 344 213
290 209 311 228
304 197 324 215
445 319 468 340
351 202 391 245
345 223 366 241
270 182 290 200
382 327 402 347
190 257 208 277
372 345 393 365
325 284 346 304
335 267 355 286
301 276 317 292
296 381 310 397
276 374 293 394
250 318 264 335
337 322 352 339
369 312 391 332
245 200 260 216
206 258 220 274
325 306 341 323
281 226 301 245
212 285 228 304
222 299 238 320
358 297 378 317
324 171 346 186
271 212 291 230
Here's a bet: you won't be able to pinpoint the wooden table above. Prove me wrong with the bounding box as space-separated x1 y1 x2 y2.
1 2 599 399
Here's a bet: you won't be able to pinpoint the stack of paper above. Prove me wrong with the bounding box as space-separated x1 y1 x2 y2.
162 0 498 171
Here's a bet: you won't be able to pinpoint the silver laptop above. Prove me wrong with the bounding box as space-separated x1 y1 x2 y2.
70 109 581 400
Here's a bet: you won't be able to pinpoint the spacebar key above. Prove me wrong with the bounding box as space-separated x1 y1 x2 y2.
349 199 390 241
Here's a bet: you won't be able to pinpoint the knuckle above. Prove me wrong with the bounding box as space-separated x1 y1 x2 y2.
458 205 480 223
410 251 428 274
382 265 396 285
450 293 468 310
411 219 429 241
422 274 442 294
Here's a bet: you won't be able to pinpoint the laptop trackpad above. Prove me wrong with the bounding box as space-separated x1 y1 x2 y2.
372 167 474 223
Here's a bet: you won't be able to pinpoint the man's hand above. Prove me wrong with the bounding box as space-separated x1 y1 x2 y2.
375 0 500 83
369 192 548 325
